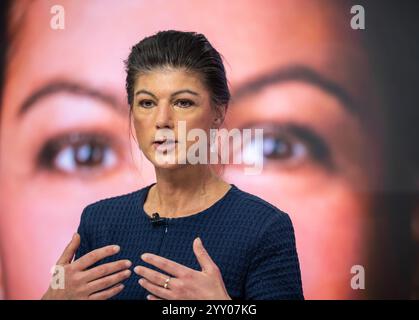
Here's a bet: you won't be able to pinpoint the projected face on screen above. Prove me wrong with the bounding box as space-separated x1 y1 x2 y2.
0 0 386 299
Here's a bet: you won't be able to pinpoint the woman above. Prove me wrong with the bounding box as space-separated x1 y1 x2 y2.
41 30 304 300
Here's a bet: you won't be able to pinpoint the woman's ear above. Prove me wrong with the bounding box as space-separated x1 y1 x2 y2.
213 104 227 126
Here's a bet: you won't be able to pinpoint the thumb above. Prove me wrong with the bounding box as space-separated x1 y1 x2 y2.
193 237 216 273
56 233 80 265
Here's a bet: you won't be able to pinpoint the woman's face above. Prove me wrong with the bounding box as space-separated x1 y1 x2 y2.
131 69 216 169
0 0 384 299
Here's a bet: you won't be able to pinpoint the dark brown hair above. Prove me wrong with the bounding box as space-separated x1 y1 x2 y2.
124 30 230 111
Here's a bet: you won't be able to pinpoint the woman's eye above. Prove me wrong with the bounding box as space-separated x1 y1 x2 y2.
138 100 155 108
241 133 307 168
175 99 194 108
37 132 120 175
235 123 332 170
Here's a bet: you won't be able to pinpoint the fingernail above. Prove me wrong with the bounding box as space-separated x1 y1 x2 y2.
134 266 140 274
141 253 149 260
125 260 132 267
113 245 120 252
196 237 202 245
147 295 151 300
139 278 144 285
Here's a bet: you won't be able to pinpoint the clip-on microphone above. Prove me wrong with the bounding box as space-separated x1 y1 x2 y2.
150 212 165 227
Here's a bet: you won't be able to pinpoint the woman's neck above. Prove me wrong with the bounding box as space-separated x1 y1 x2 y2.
146 165 229 218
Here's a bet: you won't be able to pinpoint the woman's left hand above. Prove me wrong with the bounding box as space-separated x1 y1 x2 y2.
134 237 231 300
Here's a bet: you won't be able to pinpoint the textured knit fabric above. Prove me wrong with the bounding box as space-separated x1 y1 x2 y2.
74 183 304 300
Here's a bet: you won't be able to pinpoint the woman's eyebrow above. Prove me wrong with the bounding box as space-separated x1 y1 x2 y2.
231 65 358 116
135 90 157 99
16 80 127 119
171 89 200 97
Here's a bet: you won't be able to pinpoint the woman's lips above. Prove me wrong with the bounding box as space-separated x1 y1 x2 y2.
153 140 177 152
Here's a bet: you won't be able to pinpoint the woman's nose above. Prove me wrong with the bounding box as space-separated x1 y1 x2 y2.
155 103 174 129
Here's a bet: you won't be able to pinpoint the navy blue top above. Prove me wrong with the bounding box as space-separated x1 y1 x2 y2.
74 183 304 300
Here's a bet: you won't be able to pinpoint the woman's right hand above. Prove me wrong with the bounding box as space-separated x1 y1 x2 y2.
41 233 132 300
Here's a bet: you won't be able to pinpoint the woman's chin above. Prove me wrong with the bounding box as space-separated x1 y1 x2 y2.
150 156 187 170
153 163 183 170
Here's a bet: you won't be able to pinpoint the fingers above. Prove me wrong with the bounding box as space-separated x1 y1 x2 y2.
86 269 131 294
141 253 190 278
83 259 132 282
193 237 217 272
134 265 170 287
88 283 125 300
57 233 81 265
73 245 120 271
138 278 172 300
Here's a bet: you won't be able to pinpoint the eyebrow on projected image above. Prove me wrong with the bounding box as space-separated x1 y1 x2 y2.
228 65 360 174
